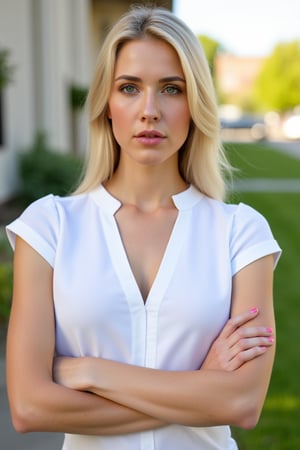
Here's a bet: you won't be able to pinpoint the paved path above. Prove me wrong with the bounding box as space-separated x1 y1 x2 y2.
0 327 63 449
233 178 300 192
266 140 300 159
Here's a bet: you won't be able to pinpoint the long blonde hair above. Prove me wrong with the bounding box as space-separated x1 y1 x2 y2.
74 5 232 200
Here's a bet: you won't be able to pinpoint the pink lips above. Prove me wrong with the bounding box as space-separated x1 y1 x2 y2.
135 130 166 146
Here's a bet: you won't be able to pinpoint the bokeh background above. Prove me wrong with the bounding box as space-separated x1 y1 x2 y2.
0 1 299 449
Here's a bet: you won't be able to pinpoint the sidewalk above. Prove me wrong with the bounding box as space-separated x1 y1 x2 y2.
0 326 64 449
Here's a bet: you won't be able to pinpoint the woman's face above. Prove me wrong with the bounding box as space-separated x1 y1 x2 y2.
108 37 191 168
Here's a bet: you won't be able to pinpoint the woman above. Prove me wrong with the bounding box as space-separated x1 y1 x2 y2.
6 6 281 450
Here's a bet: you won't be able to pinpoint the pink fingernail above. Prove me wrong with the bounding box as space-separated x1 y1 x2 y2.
250 307 258 314
266 327 273 333
268 337 275 343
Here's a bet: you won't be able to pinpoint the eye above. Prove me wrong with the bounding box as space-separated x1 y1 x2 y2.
163 85 182 95
119 84 138 95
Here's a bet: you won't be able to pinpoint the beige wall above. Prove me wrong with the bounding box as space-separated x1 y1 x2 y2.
0 0 173 203
0 0 35 201
215 54 264 102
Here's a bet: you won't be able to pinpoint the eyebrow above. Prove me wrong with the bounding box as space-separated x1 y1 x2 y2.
114 75 186 83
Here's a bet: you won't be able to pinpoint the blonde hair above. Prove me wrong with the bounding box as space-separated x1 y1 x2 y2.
74 5 232 200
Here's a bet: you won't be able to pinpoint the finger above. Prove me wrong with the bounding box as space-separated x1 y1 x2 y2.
236 326 274 339
227 326 274 350
227 345 269 371
231 335 275 356
220 307 259 340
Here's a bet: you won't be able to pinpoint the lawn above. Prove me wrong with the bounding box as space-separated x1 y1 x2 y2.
225 142 300 179
225 142 300 450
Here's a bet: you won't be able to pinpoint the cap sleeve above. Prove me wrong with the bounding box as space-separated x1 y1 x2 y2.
230 203 281 276
6 194 59 267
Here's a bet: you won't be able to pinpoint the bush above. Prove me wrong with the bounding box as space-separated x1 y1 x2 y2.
0 263 12 323
19 132 83 204
70 84 88 110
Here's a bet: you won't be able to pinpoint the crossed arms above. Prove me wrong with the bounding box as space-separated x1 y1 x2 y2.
6 237 276 434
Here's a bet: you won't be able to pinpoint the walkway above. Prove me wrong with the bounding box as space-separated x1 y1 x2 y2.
233 178 300 192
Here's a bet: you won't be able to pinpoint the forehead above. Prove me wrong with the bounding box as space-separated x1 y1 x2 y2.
114 38 184 77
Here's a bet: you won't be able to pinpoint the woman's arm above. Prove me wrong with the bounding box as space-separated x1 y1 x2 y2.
54 255 276 430
6 237 165 435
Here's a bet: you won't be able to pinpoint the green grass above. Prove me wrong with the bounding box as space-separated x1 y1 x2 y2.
225 142 300 179
225 142 300 450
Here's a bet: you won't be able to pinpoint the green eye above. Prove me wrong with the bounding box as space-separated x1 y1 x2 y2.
164 85 181 95
121 84 137 94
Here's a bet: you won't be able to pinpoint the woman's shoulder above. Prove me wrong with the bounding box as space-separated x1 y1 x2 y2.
200 193 263 223
21 191 90 216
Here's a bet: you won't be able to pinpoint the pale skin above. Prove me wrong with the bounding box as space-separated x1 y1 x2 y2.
7 37 276 435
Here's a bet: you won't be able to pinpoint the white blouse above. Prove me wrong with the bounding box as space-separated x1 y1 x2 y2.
6 185 281 450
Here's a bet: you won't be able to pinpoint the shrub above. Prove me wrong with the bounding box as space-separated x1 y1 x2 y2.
19 132 83 204
70 84 88 110
0 263 12 323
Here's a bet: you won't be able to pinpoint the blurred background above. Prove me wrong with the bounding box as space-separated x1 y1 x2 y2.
0 0 300 204
0 1 299 449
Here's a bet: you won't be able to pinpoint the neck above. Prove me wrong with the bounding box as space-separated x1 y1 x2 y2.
105 161 187 212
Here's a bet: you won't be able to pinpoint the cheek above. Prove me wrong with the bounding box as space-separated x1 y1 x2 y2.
108 104 130 145
109 100 132 126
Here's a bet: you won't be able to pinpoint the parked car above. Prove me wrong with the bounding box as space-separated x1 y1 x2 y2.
282 114 300 140
220 115 266 141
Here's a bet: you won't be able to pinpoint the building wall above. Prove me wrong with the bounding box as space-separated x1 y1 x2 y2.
0 0 92 202
215 54 265 102
0 0 173 204
0 0 35 201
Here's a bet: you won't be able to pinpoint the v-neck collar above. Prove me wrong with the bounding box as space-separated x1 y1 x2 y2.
90 184 203 307
90 183 203 214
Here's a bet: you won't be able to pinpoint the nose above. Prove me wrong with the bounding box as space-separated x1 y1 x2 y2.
140 89 161 121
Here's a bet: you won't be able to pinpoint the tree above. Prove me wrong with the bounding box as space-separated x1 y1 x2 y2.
0 48 14 90
254 40 300 112
198 35 222 76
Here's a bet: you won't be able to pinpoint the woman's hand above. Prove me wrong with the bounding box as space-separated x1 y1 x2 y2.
201 307 274 371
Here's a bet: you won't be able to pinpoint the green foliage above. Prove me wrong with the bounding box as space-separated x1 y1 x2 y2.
69 84 88 110
19 132 83 204
0 263 12 322
0 229 13 322
198 35 221 74
0 48 14 89
254 40 300 111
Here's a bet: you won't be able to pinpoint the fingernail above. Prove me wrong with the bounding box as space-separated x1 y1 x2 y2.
268 336 275 343
249 307 258 314
266 327 273 333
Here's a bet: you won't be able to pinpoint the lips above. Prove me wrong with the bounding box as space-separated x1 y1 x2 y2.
135 130 165 138
134 130 166 146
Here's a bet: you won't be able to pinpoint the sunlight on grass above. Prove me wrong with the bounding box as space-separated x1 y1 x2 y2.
265 395 300 411
225 142 300 450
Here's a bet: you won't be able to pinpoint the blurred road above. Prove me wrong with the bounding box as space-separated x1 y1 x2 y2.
0 389 63 450
0 328 63 449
